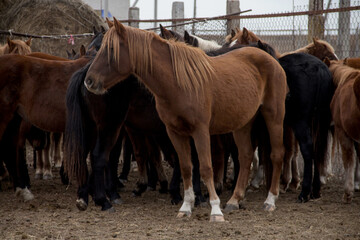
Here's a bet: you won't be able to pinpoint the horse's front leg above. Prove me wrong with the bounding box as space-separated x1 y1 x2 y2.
225 123 254 212
192 128 224 222
166 129 194 218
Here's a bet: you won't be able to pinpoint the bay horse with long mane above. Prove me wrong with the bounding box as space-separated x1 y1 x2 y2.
83 19 287 222
0 53 92 200
0 37 32 55
326 59 360 203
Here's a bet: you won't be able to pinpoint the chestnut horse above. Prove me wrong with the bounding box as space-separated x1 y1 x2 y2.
83 19 287 222
326 59 360 203
229 27 336 202
344 58 360 70
0 37 32 55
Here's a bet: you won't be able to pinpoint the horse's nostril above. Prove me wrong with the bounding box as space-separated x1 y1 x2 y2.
85 78 93 87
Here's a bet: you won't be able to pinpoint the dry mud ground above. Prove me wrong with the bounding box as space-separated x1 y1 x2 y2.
1 159 360 240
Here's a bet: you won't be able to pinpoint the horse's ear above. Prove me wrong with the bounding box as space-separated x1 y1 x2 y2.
25 37 32 46
72 49 76 56
323 57 331 67
106 17 113 28
160 24 173 40
100 26 106 33
80 45 86 56
184 30 190 42
93 26 98 34
7 38 14 51
235 27 240 33
66 50 72 58
313 37 322 48
242 27 249 44
257 40 264 48
231 29 236 38
113 17 126 36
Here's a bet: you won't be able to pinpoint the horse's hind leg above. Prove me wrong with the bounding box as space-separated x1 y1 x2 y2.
354 147 360 192
51 133 62 168
42 133 53 180
280 125 296 192
336 127 356 203
225 123 254 212
211 135 225 195
292 121 314 203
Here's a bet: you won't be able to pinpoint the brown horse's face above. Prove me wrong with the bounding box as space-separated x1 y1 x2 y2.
85 22 131 95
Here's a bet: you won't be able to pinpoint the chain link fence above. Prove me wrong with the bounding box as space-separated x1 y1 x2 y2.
128 3 360 59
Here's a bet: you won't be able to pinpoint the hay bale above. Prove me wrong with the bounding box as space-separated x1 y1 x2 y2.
0 0 107 57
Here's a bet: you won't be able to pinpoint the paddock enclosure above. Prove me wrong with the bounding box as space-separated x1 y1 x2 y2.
1 0 360 239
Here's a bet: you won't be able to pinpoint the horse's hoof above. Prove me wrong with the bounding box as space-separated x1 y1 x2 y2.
297 193 309 203
34 173 42 180
223 203 239 213
310 192 321 201
263 203 276 212
42 174 53 180
177 211 191 218
146 186 156 191
210 215 225 222
106 207 116 213
111 198 123 205
343 193 352 204
23 188 34 202
76 199 88 211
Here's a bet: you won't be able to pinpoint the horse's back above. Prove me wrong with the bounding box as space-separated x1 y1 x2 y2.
280 53 333 121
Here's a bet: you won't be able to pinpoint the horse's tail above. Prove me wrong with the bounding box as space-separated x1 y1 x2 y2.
312 65 334 177
64 61 94 186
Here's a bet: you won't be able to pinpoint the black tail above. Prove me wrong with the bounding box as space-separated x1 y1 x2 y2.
312 65 334 179
64 61 94 186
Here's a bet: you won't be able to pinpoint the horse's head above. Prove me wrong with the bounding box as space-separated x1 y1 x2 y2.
88 26 106 52
232 27 260 45
160 25 184 41
308 38 338 61
184 31 198 47
7 37 32 55
85 18 132 95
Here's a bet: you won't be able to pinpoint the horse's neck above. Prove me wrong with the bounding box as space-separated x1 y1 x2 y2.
196 37 221 52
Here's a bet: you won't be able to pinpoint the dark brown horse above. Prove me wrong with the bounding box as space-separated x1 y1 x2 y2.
326 59 360 203
83 19 287 222
0 54 91 199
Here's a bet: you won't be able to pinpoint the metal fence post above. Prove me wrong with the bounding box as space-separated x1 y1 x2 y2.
308 0 324 43
226 0 240 35
337 0 351 58
129 7 139 28
172 2 184 33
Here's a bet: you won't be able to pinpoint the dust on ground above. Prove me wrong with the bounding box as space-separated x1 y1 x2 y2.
0 159 360 240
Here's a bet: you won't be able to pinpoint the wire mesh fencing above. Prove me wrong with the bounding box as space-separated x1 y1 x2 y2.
128 3 360 59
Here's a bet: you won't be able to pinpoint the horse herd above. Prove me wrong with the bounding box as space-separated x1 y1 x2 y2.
0 18 359 222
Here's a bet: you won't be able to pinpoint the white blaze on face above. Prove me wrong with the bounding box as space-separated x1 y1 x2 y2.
192 34 221 52
229 39 238 48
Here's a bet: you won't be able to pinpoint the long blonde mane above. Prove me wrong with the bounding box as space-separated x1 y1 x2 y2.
99 25 214 93
329 60 360 87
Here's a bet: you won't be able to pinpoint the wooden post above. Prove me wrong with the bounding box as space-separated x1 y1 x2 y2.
308 0 324 43
226 0 240 35
172 2 184 33
129 7 139 28
337 0 350 58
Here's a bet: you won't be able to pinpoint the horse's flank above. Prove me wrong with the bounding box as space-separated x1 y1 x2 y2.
329 60 360 88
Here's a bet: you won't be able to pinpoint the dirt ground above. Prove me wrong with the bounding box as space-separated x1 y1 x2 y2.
1 156 360 240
